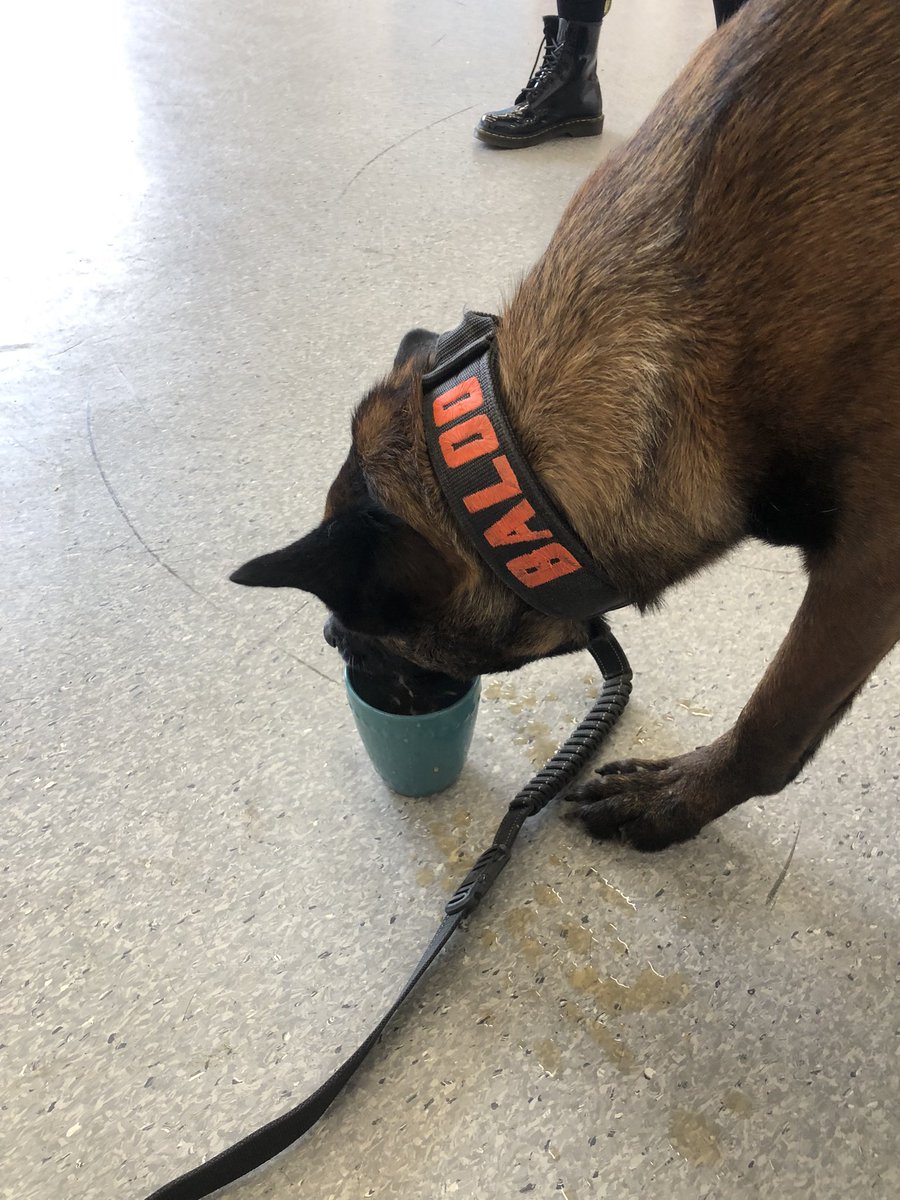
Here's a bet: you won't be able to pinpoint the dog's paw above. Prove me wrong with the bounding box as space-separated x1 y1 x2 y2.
566 748 734 851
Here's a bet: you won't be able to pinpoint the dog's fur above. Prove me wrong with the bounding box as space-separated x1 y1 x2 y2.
233 0 900 850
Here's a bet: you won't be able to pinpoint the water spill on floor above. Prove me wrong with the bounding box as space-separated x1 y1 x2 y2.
560 999 634 1070
668 1107 723 1165
414 804 476 891
722 1089 754 1118
530 1037 562 1076
533 883 563 907
513 718 563 768
482 678 538 715
566 963 689 1014
586 868 636 912
405 699 688 1091
559 920 594 955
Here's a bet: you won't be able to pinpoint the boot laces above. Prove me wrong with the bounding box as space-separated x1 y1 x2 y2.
519 36 565 102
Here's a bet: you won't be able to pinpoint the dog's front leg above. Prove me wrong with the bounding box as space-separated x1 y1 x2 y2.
569 543 900 851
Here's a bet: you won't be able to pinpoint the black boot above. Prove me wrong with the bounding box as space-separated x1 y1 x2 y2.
476 16 604 149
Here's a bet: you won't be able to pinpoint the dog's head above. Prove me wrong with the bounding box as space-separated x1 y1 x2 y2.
230 329 597 679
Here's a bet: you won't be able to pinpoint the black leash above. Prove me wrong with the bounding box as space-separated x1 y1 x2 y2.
143 629 632 1200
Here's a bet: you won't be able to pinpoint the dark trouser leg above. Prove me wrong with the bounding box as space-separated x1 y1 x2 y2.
713 0 750 27
557 0 610 19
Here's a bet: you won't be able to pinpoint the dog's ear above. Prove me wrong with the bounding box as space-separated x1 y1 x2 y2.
230 509 455 635
393 328 439 370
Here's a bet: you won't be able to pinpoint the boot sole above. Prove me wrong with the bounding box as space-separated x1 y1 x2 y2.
475 114 604 149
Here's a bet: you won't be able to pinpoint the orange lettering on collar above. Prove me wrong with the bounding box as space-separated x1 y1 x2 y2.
463 454 522 513
432 376 484 428
438 413 500 467
484 499 552 547
508 542 582 587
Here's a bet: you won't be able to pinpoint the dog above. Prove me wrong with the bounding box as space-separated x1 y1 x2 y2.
232 0 900 851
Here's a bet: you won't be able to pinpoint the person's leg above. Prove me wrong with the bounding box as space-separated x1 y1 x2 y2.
557 0 608 20
475 1 610 149
713 0 750 27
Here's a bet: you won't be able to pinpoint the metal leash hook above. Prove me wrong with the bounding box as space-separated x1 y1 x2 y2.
143 628 632 1200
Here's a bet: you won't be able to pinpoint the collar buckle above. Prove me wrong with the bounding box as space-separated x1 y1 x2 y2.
422 311 498 391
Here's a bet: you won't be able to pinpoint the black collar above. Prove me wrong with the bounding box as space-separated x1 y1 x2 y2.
421 312 626 620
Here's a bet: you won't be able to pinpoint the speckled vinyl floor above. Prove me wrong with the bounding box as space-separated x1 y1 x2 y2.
2 2 898 1198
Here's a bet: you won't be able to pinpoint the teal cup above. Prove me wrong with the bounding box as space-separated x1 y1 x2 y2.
345 669 481 797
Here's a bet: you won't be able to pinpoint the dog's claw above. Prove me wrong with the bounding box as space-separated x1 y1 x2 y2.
567 747 738 851
594 757 663 777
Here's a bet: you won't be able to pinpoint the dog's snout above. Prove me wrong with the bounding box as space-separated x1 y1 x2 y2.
323 616 338 648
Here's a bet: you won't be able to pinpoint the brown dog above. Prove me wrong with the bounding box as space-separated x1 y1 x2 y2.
233 0 900 850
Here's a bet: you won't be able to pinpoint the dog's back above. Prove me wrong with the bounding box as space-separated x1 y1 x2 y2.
500 0 900 576
683 0 900 439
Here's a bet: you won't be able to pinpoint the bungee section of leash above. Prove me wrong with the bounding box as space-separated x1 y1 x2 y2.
143 628 632 1200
